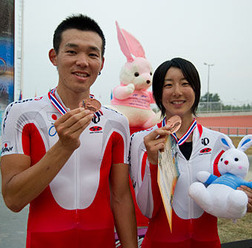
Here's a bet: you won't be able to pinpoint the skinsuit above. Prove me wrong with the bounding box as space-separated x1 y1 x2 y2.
129 119 223 248
1 90 130 248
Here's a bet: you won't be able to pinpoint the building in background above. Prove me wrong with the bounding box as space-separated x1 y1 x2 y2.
0 0 23 144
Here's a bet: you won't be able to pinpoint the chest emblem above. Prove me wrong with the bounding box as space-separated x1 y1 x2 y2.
200 147 212 154
89 126 103 133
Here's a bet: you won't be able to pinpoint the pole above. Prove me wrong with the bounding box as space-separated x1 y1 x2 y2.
204 62 214 112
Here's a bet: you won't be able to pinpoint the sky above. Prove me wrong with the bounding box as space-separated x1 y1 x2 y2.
19 0 252 106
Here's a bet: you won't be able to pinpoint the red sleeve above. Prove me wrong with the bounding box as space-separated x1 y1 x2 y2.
149 163 162 218
112 132 125 164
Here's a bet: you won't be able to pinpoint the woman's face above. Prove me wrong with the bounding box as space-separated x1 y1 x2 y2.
162 67 195 119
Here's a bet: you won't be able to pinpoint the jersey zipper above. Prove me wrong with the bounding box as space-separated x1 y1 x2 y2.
75 149 80 226
187 147 195 238
188 160 194 237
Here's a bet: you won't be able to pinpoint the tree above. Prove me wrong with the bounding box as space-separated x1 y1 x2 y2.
198 92 252 113
200 92 221 102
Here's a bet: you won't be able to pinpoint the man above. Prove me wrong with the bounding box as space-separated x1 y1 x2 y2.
1 14 137 248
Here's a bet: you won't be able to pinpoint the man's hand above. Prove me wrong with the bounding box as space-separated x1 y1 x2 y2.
54 108 94 151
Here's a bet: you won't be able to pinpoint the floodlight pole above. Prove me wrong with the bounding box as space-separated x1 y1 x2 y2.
204 62 214 111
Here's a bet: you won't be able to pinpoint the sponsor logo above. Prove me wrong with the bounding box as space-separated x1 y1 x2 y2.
47 112 59 123
146 127 154 132
34 96 43 101
92 115 101 124
48 125 57 137
48 113 60 137
89 126 103 133
201 137 210 146
1 143 13 153
200 147 212 154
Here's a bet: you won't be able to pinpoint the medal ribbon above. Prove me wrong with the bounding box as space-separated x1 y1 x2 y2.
162 117 197 146
48 88 67 115
48 88 103 118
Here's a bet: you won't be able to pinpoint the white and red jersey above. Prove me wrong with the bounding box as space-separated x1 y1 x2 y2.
129 120 224 248
1 93 130 248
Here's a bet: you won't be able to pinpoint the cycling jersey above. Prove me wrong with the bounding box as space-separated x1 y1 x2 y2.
129 120 224 248
1 92 130 248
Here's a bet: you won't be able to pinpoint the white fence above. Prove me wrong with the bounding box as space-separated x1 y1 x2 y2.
197 102 252 114
207 127 252 136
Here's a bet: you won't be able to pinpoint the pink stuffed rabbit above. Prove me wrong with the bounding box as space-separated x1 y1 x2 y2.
111 22 160 134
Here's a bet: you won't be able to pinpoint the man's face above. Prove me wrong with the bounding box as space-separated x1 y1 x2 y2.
49 29 104 95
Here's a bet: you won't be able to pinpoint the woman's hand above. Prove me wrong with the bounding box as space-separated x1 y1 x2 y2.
238 185 252 212
144 126 171 165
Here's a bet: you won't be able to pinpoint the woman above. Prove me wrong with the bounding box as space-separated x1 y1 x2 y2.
129 57 251 248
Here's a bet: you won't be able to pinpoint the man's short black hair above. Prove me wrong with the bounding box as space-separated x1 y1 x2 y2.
53 14 106 56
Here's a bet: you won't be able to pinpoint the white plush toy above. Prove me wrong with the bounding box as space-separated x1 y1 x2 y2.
111 22 160 134
189 134 252 219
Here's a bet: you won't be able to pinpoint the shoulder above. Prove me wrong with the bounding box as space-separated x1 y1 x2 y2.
5 95 48 113
101 105 129 124
100 105 130 137
201 125 229 139
200 125 231 151
202 126 222 135
130 124 159 146
2 95 49 127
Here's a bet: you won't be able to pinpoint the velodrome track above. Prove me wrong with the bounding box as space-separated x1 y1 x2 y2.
196 114 252 128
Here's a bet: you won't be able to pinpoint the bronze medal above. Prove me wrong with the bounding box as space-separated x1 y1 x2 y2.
79 98 101 113
166 115 182 133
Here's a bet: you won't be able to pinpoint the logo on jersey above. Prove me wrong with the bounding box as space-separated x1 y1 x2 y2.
201 137 210 146
47 113 60 137
92 115 101 124
47 113 60 123
34 96 43 101
200 147 212 154
1 142 13 153
89 126 103 134
49 125 57 137
146 127 154 132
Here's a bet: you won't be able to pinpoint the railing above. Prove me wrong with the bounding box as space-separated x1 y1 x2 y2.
207 127 252 136
197 102 252 114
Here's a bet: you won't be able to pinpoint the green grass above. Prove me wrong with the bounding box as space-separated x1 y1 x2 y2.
217 154 252 244
218 213 252 243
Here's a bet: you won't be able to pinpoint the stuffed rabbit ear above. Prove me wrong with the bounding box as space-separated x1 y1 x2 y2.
116 21 146 62
219 135 235 150
120 28 146 58
210 134 234 169
237 135 252 152
116 21 134 62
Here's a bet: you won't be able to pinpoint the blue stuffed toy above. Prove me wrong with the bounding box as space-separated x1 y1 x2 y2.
189 135 252 219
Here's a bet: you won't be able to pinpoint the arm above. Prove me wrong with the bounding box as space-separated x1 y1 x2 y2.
197 171 217 185
113 84 135 99
1 108 93 212
136 160 162 219
130 126 171 218
110 163 138 248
